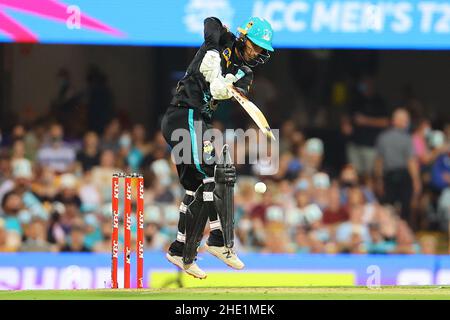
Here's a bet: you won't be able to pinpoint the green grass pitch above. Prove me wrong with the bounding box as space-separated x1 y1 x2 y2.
0 286 449 300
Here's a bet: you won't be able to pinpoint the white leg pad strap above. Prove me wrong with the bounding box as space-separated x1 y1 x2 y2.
176 231 186 243
203 177 214 184
209 219 222 231
179 202 187 213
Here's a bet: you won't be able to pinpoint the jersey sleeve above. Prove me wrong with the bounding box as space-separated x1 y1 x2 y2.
204 17 223 52
234 66 253 96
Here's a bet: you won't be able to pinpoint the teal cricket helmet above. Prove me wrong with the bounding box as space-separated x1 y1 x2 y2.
238 17 274 52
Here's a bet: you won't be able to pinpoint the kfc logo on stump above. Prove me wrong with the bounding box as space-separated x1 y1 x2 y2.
112 240 119 258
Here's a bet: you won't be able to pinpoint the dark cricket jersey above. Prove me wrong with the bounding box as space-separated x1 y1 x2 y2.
170 17 253 123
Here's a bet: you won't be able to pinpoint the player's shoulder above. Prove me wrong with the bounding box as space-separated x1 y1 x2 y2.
204 16 223 26
204 16 233 34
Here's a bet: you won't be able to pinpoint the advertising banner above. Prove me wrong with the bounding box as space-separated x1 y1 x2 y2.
0 252 448 289
1 0 450 49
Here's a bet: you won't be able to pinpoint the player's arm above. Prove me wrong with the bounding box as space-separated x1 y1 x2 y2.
204 17 223 51
210 67 253 101
233 66 253 96
200 17 224 83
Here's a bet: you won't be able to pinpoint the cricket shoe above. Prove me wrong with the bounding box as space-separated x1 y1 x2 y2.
165 252 207 279
205 244 245 270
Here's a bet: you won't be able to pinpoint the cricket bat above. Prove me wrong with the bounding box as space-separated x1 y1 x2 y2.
227 85 276 141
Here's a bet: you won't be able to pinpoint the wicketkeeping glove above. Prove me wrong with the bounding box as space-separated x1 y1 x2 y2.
210 74 237 100
199 50 222 83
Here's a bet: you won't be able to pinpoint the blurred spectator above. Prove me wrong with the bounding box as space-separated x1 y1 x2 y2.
301 138 324 176
31 166 58 202
0 159 48 221
159 204 180 247
37 123 76 174
393 220 420 254
125 124 152 172
249 74 278 120
78 171 102 213
0 217 21 252
143 205 166 250
61 224 91 252
336 205 370 251
49 68 83 138
343 75 390 178
274 179 296 209
1 191 26 250
143 131 171 166
430 148 450 193
286 180 324 240
292 226 311 253
58 200 82 237
54 173 82 208
46 203 66 248
117 130 132 168
101 118 121 152
346 186 376 224
263 205 289 253
365 222 396 254
1 124 26 148
235 178 259 216
279 121 303 154
348 232 367 254
151 159 176 203
11 139 26 163
92 218 113 253
322 185 349 228
311 172 331 209
375 108 421 225
144 222 166 251
249 183 276 225
91 149 121 203
76 131 100 173
82 213 102 249
426 130 448 187
281 152 302 181
85 65 114 135
236 215 253 250
22 123 45 161
0 152 11 186
375 205 398 241
429 148 450 230
437 188 450 234
412 118 435 167
419 234 438 254
20 218 56 252
339 164 376 205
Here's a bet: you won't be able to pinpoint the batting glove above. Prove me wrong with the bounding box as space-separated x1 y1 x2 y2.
199 50 222 83
210 74 237 100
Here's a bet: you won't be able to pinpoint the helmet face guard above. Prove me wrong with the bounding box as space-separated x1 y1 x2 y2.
236 35 271 68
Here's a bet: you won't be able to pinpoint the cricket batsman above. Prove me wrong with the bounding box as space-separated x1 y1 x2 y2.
161 16 274 279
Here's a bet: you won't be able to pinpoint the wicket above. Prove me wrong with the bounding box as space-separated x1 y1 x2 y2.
111 173 144 289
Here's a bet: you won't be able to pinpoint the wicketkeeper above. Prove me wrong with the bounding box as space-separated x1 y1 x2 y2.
161 16 274 278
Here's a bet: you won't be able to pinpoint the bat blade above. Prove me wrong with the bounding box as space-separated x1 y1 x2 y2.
227 85 276 141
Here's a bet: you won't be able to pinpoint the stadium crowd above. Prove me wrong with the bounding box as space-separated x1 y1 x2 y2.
0 114 448 255
0 67 449 255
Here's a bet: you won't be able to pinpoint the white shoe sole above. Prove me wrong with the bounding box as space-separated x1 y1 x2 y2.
165 253 207 279
205 244 245 270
